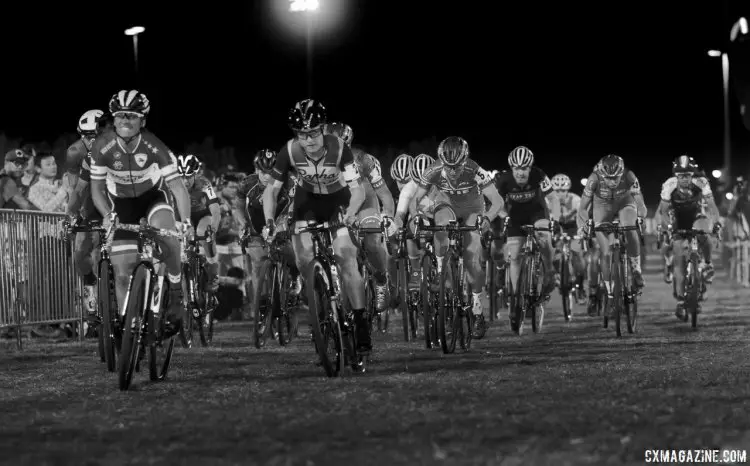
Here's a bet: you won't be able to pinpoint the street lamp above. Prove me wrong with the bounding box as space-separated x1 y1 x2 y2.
707 49 731 178
289 0 319 97
712 169 722 179
580 178 588 187
125 26 145 77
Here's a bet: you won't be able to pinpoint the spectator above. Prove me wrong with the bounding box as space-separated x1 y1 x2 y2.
27 151 68 213
0 149 36 210
19 152 38 197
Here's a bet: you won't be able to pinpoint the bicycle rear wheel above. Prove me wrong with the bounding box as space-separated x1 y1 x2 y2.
530 255 544 334
421 254 436 349
197 266 215 347
487 259 496 322
307 260 345 377
118 264 150 391
560 255 572 321
98 258 118 372
611 250 623 338
277 265 295 345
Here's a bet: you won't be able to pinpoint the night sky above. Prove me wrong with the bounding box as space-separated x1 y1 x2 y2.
2 0 750 196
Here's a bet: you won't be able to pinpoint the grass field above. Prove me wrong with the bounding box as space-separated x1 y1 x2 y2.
2 260 749 466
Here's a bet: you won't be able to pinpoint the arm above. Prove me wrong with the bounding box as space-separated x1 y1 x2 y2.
374 183 395 217
263 182 282 224
481 184 505 221
66 179 89 216
167 178 191 224
345 181 366 219
28 183 68 212
657 200 672 228
628 172 647 217
91 179 110 218
577 174 597 228
395 180 420 222
545 192 561 221
209 202 222 233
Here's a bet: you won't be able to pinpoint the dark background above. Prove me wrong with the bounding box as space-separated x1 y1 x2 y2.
2 0 750 198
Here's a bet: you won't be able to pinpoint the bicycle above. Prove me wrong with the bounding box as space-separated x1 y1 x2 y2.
63 217 121 372
116 218 184 391
585 219 644 337
299 218 366 377
179 226 217 348
390 222 429 346
247 227 299 349
658 226 719 328
554 231 586 322
350 218 392 340
415 216 484 354
481 217 510 323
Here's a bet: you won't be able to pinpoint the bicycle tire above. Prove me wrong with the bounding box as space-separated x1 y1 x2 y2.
149 282 175 382
277 265 294 346
179 263 194 349
118 263 150 391
488 259 496 322
253 260 276 349
306 260 345 377
197 265 215 347
560 254 572 321
515 256 531 336
397 258 410 342
438 254 458 354
421 254 435 349
98 258 117 372
611 248 623 338
624 256 638 334
531 255 544 334
687 255 700 328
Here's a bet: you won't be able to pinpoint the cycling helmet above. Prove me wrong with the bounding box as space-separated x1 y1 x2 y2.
672 155 697 175
551 173 572 190
327 122 354 145
390 153 413 183
254 149 277 173
411 153 435 182
508 146 534 168
288 99 327 131
177 154 201 177
77 109 104 136
437 136 469 167
597 154 624 178
109 90 150 117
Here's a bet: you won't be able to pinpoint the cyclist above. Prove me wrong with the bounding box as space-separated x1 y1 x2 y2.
90 90 192 338
64 109 107 323
657 155 721 319
397 137 503 338
577 154 647 313
177 154 221 291
239 149 301 304
494 146 561 329
326 122 396 311
394 153 448 290
550 173 586 301
262 99 371 352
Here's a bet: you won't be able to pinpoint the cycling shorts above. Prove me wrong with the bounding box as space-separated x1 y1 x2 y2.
108 185 172 241
291 187 351 224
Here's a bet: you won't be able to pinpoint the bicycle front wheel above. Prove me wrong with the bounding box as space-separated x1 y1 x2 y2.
149 282 175 382
118 264 150 391
253 260 276 349
438 254 458 354
306 260 345 377
98 258 118 372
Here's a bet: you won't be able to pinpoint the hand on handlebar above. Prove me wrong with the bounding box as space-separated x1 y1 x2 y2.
261 219 276 242
382 215 398 237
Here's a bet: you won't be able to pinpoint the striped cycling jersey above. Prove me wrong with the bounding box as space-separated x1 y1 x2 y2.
583 169 641 201
270 135 359 194
189 175 219 220
90 131 179 198
418 159 493 207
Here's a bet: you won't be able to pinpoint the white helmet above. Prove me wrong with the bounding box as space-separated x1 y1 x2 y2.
551 173 572 190
508 146 534 168
390 153 413 183
78 109 104 136
411 154 435 183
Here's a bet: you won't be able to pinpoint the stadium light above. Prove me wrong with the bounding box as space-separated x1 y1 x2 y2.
580 178 588 186
707 50 722 57
726 192 734 200
124 26 145 77
712 169 722 179
289 0 319 12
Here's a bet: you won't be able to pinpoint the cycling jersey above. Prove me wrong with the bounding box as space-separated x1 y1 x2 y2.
90 131 179 198
352 146 385 213
557 191 581 226
494 167 552 235
660 176 712 229
188 175 220 225
583 170 641 201
271 135 359 194
239 174 293 233
418 160 493 207
65 139 100 218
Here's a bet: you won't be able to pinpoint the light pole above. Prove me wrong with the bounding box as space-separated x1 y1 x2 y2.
289 0 319 97
125 26 145 77
708 49 731 178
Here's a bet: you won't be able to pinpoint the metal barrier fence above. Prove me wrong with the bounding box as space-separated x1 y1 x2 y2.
1 209 83 348
724 214 750 288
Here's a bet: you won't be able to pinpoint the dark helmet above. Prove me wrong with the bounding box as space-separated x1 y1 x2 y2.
254 149 277 172
326 122 354 145
437 136 470 167
287 99 327 132
597 154 624 178
672 155 698 175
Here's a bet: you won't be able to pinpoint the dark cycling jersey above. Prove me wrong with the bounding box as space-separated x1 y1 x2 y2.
189 175 220 225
